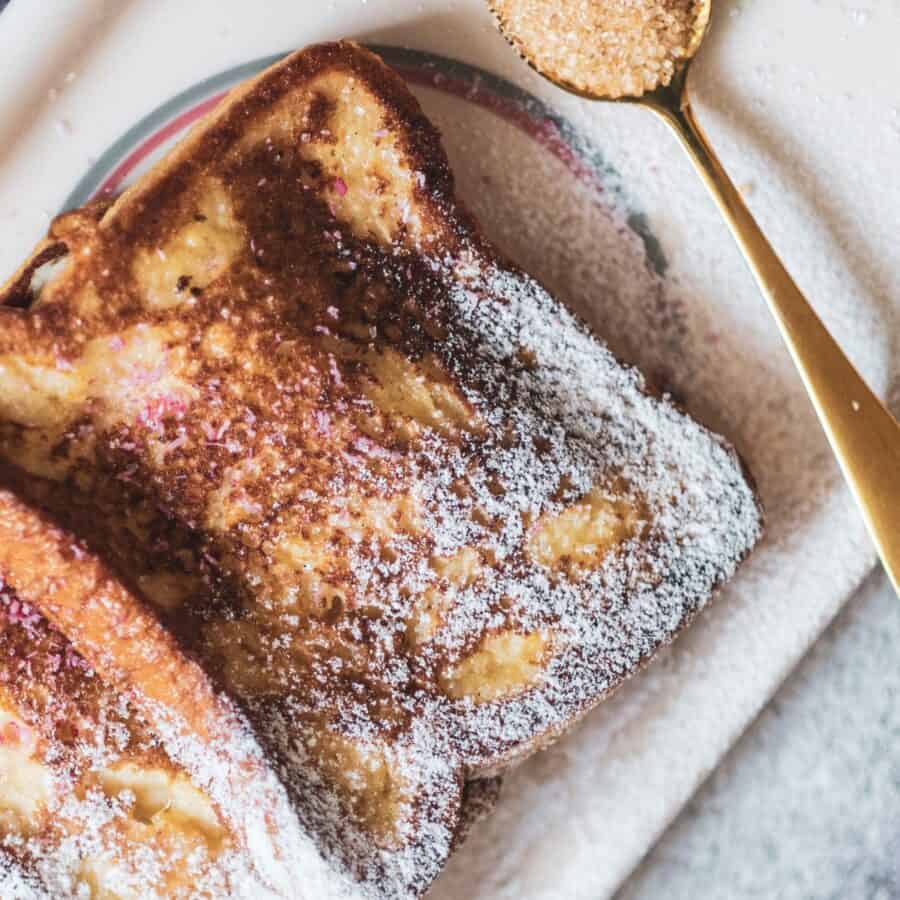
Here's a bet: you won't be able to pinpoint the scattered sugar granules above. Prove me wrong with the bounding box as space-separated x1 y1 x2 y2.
491 0 706 98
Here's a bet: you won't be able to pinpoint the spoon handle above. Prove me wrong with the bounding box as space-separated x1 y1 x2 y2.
643 81 900 593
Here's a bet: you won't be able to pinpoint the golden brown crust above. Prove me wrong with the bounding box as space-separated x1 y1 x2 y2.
0 40 763 898
0 489 355 898
0 493 217 741
107 43 458 243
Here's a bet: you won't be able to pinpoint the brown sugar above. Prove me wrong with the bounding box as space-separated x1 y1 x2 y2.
491 0 705 98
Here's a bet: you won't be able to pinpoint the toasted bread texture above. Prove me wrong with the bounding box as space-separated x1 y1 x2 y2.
0 41 762 898
0 489 358 900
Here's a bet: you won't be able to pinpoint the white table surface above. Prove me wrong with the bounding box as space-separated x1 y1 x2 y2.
0 2 896 898
618 567 899 900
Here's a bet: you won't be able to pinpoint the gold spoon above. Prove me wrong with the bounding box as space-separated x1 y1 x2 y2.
490 0 900 592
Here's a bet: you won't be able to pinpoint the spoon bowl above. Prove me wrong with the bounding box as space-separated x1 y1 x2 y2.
490 0 900 591
491 0 711 102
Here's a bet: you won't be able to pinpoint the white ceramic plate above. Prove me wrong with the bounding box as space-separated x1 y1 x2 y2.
0 2 894 898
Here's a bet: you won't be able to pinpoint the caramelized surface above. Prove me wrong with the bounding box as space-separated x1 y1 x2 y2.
0 585 231 898
0 45 557 845
0 41 762 899
0 489 355 900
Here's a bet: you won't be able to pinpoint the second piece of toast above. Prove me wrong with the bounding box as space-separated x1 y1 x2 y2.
0 488 358 899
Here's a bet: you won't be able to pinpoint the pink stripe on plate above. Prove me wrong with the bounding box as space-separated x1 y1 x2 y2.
96 91 227 197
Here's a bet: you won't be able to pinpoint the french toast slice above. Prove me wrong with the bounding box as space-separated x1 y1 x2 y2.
0 40 763 897
0 489 357 899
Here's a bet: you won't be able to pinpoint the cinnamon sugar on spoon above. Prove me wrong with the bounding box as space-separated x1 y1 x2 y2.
491 0 708 99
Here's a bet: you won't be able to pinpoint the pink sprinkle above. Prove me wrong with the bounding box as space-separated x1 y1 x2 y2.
108 335 125 351
312 409 332 437
64 644 87 670
2 595 41 631
328 354 344 389
161 433 187 456
332 177 348 197
374 129 388 139
139 395 188 430
326 305 340 320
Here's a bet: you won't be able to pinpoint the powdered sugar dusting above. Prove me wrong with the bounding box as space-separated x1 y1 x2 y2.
0 540 358 900
0 42 761 900
408 251 761 755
